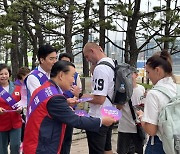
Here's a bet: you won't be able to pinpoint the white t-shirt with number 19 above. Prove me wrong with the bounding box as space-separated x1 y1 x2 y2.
89 57 115 118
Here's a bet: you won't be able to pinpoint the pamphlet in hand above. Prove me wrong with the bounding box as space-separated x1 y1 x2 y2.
4 110 17 112
75 109 90 117
101 106 122 120
78 97 93 103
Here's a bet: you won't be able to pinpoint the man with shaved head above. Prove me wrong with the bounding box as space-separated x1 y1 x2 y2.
83 42 115 154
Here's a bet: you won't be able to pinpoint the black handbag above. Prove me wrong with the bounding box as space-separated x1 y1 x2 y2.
136 123 146 141
129 100 146 142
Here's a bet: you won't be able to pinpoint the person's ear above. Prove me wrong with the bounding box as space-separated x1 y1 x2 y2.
99 47 103 52
90 48 94 53
156 67 163 78
135 73 138 78
155 67 159 73
58 71 64 81
40 58 44 64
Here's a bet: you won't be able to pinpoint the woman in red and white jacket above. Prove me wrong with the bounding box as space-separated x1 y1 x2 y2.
0 64 23 154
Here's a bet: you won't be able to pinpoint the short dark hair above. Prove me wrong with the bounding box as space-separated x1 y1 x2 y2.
38 44 57 61
17 67 30 80
58 53 73 62
50 61 75 78
0 63 11 77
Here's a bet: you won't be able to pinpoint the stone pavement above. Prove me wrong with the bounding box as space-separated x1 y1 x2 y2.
71 129 118 154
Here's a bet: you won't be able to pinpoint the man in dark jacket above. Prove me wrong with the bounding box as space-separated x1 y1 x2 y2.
58 52 82 154
23 61 116 154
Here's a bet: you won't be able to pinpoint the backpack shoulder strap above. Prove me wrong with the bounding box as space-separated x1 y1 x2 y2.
97 61 115 71
97 61 115 103
177 84 180 95
153 84 180 99
128 99 136 121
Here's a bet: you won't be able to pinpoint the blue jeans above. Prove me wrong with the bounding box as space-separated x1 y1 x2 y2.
0 128 21 154
145 136 165 154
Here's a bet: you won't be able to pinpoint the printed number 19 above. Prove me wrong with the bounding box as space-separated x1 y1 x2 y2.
94 79 104 91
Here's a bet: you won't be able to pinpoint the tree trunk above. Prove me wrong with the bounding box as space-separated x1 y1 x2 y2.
64 0 74 61
21 32 28 67
99 0 105 50
33 4 44 47
125 0 141 67
164 0 171 50
5 39 8 64
83 0 91 77
19 32 24 67
11 25 19 80
22 2 38 69
31 41 38 69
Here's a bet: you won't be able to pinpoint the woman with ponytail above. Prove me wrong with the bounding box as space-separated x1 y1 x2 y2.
136 50 177 154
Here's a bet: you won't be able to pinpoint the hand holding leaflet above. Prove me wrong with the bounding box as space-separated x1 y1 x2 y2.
4 110 17 112
74 109 89 117
78 97 93 103
4 106 23 113
0 107 6 114
101 106 122 120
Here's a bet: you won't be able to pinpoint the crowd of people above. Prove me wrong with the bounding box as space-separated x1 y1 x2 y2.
0 42 177 154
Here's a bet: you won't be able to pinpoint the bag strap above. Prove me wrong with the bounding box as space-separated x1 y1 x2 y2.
153 86 173 99
97 61 116 103
153 84 180 100
176 84 180 96
128 99 136 122
98 61 115 71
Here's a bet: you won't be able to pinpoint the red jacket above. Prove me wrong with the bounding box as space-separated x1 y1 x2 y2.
23 81 66 154
23 80 100 154
0 83 22 131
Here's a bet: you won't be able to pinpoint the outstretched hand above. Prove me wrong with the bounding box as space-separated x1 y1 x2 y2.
67 98 79 107
0 107 5 115
16 106 23 114
101 116 117 126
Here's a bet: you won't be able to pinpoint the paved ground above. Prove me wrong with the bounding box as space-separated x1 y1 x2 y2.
71 130 118 154
71 129 147 154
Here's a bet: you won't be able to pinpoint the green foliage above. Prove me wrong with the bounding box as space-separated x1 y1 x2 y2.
74 39 83 46
151 19 161 28
0 28 10 36
174 28 180 35
110 2 132 17
80 19 94 28
57 0 66 7
45 21 60 29
153 6 161 11
52 41 64 52
139 83 153 90
0 0 179 71
157 37 176 44
4 42 16 49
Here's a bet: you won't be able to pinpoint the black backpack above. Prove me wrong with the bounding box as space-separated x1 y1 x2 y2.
98 61 134 105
